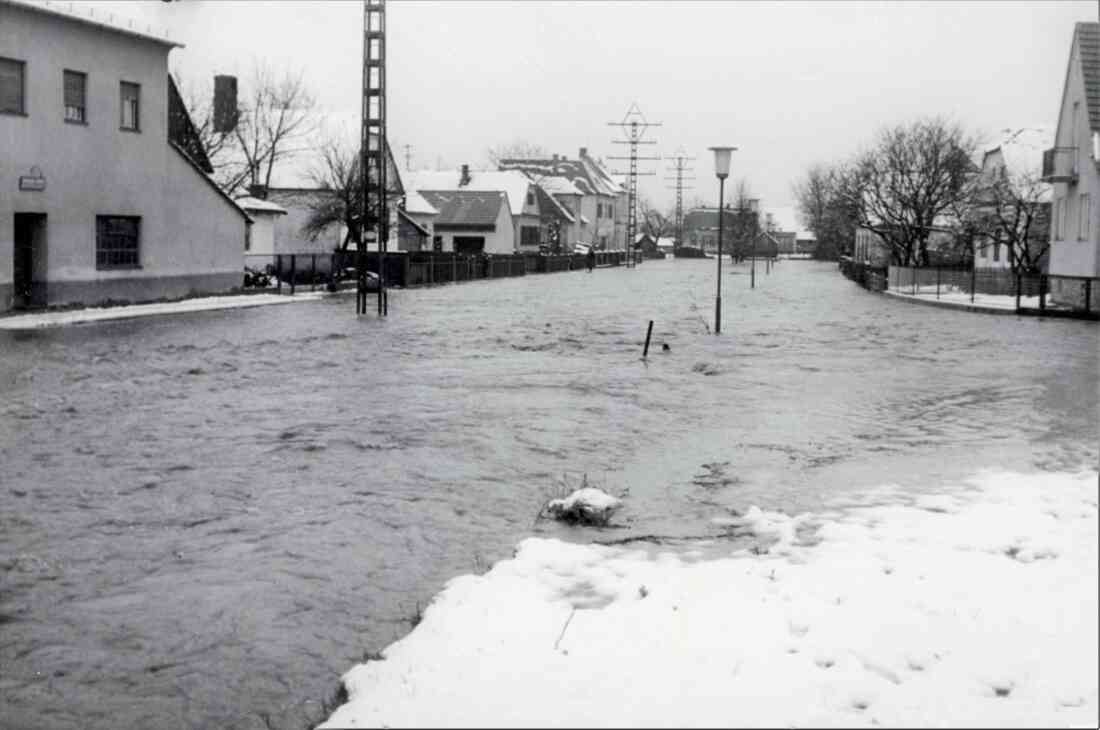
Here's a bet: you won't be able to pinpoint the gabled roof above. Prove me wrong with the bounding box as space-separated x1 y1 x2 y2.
532 184 575 223
235 196 288 215
4 0 183 48
404 190 439 216
535 176 584 196
1076 22 1100 133
419 190 507 229
398 209 431 237
406 169 533 217
500 150 624 198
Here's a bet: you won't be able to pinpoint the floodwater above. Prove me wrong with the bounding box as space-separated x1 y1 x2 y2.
1 260 1096 730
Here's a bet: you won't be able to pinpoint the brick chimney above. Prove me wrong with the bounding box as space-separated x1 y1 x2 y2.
248 184 267 200
459 164 471 186
552 154 559 161
579 147 587 158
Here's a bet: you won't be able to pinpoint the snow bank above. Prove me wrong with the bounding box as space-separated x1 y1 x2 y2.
0 292 327 330
321 470 1098 728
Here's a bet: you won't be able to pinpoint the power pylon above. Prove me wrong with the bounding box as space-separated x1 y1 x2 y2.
664 148 695 252
359 0 387 316
607 103 661 268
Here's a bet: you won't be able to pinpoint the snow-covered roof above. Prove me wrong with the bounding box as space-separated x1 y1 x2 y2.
579 215 591 224
536 176 584 196
8 0 182 48
404 190 439 216
656 237 676 248
235 196 287 215
405 169 533 218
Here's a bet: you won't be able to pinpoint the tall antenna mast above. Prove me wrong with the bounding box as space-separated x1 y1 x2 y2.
608 103 661 268
359 0 388 316
664 148 695 252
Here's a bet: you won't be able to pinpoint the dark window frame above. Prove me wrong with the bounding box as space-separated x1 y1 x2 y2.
0 56 26 116
95 215 142 270
64 69 87 124
120 80 140 132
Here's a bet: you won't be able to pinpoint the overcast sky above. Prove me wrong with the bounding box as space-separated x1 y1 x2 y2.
76 0 1100 216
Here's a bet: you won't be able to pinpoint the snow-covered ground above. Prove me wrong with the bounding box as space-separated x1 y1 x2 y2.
321 470 1098 728
886 287 1042 311
0 291 328 330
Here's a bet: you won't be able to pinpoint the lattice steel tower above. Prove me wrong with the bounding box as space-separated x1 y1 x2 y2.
664 149 695 252
608 103 660 268
359 0 387 316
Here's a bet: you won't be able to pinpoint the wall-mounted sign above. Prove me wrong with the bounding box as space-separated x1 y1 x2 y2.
19 166 46 192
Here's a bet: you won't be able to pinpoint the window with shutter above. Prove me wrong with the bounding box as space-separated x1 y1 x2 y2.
0 57 25 115
64 70 86 123
120 81 140 131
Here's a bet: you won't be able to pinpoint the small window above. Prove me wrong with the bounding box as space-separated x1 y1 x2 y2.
526 190 535 206
992 241 1000 262
64 70 86 123
96 216 141 269
1079 194 1090 241
0 56 25 115
244 224 252 252
120 81 140 131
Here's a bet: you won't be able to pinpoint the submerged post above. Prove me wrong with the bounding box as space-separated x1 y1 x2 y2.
643 320 654 358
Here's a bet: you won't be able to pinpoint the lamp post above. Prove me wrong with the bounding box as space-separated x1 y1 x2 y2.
748 197 759 289
709 146 736 334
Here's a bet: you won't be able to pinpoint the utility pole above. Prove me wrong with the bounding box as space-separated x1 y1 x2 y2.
664 148 695 253
608 103 661 268
404 144 412 171
359 0 387 316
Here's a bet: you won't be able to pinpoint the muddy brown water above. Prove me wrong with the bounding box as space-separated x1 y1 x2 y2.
1 260 1096 729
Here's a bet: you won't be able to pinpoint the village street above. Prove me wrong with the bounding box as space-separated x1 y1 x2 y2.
1 260 1096 729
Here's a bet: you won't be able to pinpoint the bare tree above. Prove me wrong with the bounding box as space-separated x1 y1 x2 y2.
171 72 239 188
792 162 859 260
967 166 1051 274
227 62 318 195
302 135 363 251
486 139 549 167
838 117 979 266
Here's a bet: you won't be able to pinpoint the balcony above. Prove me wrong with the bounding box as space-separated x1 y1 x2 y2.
1041 147 1078 184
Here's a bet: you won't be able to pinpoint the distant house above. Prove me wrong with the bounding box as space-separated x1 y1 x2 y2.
534 175 585 250
531 184 576 253
407 167 540 251
795 231 817 256
1 0 251 311
633 233 673 259
853 227 891 267
683 207 738 254
418 190 514 254
259 140 405 259
236 196 288 267
770 231 797 255
1042 21 1100 310
499 148 627 250
400 190 439 252
974 126 1054 271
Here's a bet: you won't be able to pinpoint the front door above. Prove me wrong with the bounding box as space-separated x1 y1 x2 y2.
13 213 46 309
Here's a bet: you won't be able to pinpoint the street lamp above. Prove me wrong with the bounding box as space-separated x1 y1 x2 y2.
748 197 760 289
709 146 736 334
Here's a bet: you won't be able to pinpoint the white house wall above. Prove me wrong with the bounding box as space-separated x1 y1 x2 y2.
1048 32 1100 287
0 3 246 310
